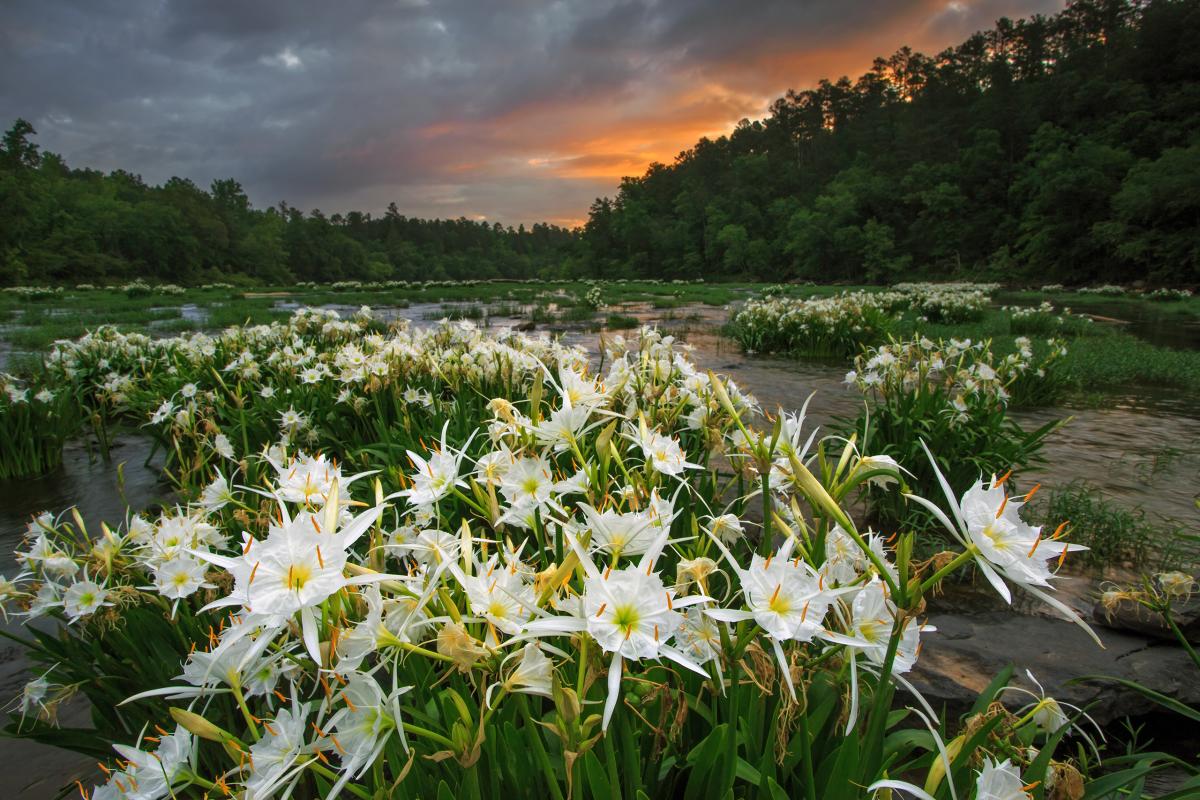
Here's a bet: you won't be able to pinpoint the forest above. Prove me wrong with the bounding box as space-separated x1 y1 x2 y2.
0 124 576 285
582 0 1200 285
2 0 1198 287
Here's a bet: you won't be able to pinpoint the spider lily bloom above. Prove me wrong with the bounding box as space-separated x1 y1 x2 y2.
636 418 700 476
243 695 320 800
62 574 111 622
974 758 1031 800
705 514 745 546
89 725 194 800
502 642 555 700
449 554 537 637
1002 670 1105 759
266 451 374 508
906 441 1100 646
577 503 658 558
398 422 474 508
123 624 285 705
498 455 557 511
820 578 935 732
821 525 893 587
705 536 851 698
555 366 608 409
193 499 395 664
0 574 27 622
200 474 236 512
533 397 598 452
851 453 907 489
823 579 931 674
321 673 410 800
522 529 712 729
152 555 214 602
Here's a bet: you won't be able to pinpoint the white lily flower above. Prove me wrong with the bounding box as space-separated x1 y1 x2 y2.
523 527 711 729
906 441 1099 646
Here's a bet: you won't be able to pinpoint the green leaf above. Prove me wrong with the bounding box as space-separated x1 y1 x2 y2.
969 664 1014 717
1074 675 1200 723
766 777 790 800
583 750 613 799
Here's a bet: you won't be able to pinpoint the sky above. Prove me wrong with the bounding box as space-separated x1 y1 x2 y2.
1 0 1063 228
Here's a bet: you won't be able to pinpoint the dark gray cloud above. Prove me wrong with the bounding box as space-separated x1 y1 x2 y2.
0 0 1063 225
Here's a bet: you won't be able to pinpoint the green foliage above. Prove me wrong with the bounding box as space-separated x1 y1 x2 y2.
1062 331 1200 392
1035 482 1156 567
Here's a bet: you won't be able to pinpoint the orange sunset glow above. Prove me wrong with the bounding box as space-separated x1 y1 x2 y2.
6 0 1064 225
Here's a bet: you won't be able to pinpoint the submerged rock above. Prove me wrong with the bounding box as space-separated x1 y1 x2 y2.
905 612 1200 725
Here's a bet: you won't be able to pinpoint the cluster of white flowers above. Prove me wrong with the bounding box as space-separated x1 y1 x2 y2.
2 318 1101 800
891 282 995 323
845 335 1067 420
1146 287 1193 301
1077 284 1126 296
2 285 63 299
730 292 893 354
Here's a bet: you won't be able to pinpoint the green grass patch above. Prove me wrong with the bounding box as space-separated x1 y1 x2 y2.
604 313 640 329
1032 481 1168 568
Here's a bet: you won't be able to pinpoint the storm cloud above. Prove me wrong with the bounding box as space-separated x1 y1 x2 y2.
1 0 1062 226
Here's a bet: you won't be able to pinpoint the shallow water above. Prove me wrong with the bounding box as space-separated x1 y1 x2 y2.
0 437 170 798
999 294 1200 351
0 299 1196 796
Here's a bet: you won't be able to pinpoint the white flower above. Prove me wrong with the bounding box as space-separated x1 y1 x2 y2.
452 555 537 636
200 474 235 511
499 455 556 511
706 513 744 546
523 529 710 728
499 643 554 700
908 441 1099 645
154 556 212 600
195 502 393 663
244 697 314 799
213 432 235 459
62 577 110 622
638 424 699 476
975 758 1029 800
398 422 471 508
322 673 409 797
269 451 368 508
823 578 932 674
91 725 193 800
578 503 657 557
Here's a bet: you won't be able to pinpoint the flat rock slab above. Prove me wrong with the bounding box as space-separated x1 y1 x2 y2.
905 612 1200 725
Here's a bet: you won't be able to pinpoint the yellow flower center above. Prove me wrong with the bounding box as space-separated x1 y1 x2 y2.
612 604 640 637
285 563 313 591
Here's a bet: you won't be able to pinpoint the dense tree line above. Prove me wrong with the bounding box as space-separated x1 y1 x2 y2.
580 0 1200 285
3 0 1197 287
0 122 575 285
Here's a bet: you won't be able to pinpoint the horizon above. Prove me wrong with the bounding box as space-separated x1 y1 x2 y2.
1 0 1062 228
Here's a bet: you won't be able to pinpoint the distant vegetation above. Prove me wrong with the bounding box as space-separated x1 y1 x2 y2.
2 0 1198 287
0 123 575 285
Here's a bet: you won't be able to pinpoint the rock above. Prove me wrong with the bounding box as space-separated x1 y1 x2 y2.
1092 597 1200 644
904 612 1200 725
515 321 536 332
